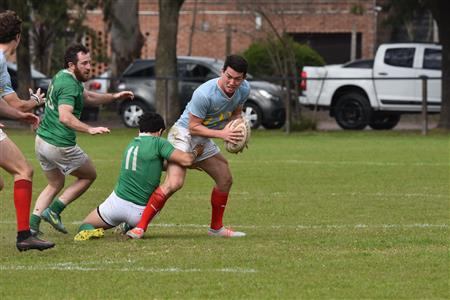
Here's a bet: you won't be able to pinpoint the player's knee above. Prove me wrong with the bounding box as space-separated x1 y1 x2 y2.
163 177 184 194
19 163 34 180
219 174 233 191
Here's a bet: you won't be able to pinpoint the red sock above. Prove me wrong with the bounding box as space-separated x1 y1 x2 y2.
137 187 167 231
13 179 32 232
210 187 228 230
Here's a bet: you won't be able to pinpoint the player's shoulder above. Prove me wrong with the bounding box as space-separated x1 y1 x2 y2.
240 80 250 91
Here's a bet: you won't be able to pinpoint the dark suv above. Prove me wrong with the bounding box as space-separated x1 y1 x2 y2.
116 56 286 129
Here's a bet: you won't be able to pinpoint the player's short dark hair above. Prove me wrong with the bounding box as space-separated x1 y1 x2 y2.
64 44 89 68
0 10 22 43
139 111 166 133
222 54 248 76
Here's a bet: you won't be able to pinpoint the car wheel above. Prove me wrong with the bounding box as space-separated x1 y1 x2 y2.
242 102 262 129
121 101 149 128
335 93 372 130
369 112 401 130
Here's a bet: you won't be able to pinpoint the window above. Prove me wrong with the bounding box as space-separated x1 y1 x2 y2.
384 48 415 68
125 62 155 78
423 48 441 70
179 63 216 81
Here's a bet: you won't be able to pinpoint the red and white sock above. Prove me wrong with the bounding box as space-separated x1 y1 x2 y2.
136 187 167 231
13 179 32 232
210 187 228 230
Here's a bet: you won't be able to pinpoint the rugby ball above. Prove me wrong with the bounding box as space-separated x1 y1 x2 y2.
224 118 251 153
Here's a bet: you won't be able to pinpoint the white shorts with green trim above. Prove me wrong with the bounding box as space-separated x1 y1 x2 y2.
35 135 88 175
97 191 146 227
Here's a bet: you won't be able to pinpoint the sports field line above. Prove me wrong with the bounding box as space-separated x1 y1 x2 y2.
0 221 447 229
94 158 448 167
0 263 257 273
232 160 449 167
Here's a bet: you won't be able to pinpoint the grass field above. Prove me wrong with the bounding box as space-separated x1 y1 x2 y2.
0 128 448 299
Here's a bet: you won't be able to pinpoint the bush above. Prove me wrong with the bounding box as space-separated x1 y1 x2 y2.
243 36 324 79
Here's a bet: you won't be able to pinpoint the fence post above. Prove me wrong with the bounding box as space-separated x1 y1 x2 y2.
285 77 291 134
420 75 428 135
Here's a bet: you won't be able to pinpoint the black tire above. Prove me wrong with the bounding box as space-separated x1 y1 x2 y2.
335 93 372 130
242 102 262 129
121 101 149 128
369 112 401 130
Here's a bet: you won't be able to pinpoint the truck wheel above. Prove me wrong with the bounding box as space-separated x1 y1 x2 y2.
335 93 372 130
242 102 262 129
369 112 401 130
121 101 149 128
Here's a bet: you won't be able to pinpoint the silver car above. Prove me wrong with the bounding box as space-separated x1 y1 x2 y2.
116 56 286 129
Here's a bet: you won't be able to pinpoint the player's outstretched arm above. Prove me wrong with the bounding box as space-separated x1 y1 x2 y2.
58 104 110 135
2 88 45 112
83 90 134 106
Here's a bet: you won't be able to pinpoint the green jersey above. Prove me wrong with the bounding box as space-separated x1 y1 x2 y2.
37 70 84 147
114 135 175 206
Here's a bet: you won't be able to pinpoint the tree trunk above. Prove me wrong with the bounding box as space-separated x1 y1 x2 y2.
427 0 450 129
12 1 32 99
155 0 184 126
108 0 144 91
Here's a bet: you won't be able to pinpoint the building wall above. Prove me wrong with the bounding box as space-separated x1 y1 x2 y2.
84 0 379 75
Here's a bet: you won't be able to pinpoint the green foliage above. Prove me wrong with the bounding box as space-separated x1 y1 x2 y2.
0 129 448 299
243 36 324 79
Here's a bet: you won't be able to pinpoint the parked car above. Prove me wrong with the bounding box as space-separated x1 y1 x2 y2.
116 56 286 129
299 43 442 130
85 70 111 94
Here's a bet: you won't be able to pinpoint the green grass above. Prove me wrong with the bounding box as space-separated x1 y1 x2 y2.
0 128 448 299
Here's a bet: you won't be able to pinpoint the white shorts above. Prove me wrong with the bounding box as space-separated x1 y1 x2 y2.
168 124 220 162
35 135 88 175
0 129 6 142
97 191 146 227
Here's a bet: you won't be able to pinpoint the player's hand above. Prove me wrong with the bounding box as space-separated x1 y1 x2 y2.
222 120 244 145
29 88 45 106
112 91 134 101
192 143 205 158
19 112 40 130
0 122 4 129
88 126 110 135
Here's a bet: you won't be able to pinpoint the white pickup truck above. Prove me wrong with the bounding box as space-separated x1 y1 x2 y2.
299 43 442 129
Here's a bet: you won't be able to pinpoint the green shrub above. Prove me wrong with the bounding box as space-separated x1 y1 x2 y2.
243 36 324 79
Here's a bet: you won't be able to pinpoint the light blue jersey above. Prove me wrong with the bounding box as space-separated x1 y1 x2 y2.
0 51 14 97
176 78 250 129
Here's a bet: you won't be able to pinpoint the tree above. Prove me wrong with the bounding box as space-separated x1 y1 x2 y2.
155 0 184 126
103 0 144 90
425 0 450 129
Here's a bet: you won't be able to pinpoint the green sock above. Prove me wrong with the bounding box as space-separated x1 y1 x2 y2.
78 224 96 232
30 214 41 231
49 198 66 214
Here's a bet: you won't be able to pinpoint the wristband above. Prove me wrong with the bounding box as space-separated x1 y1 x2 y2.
30 93 41 104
